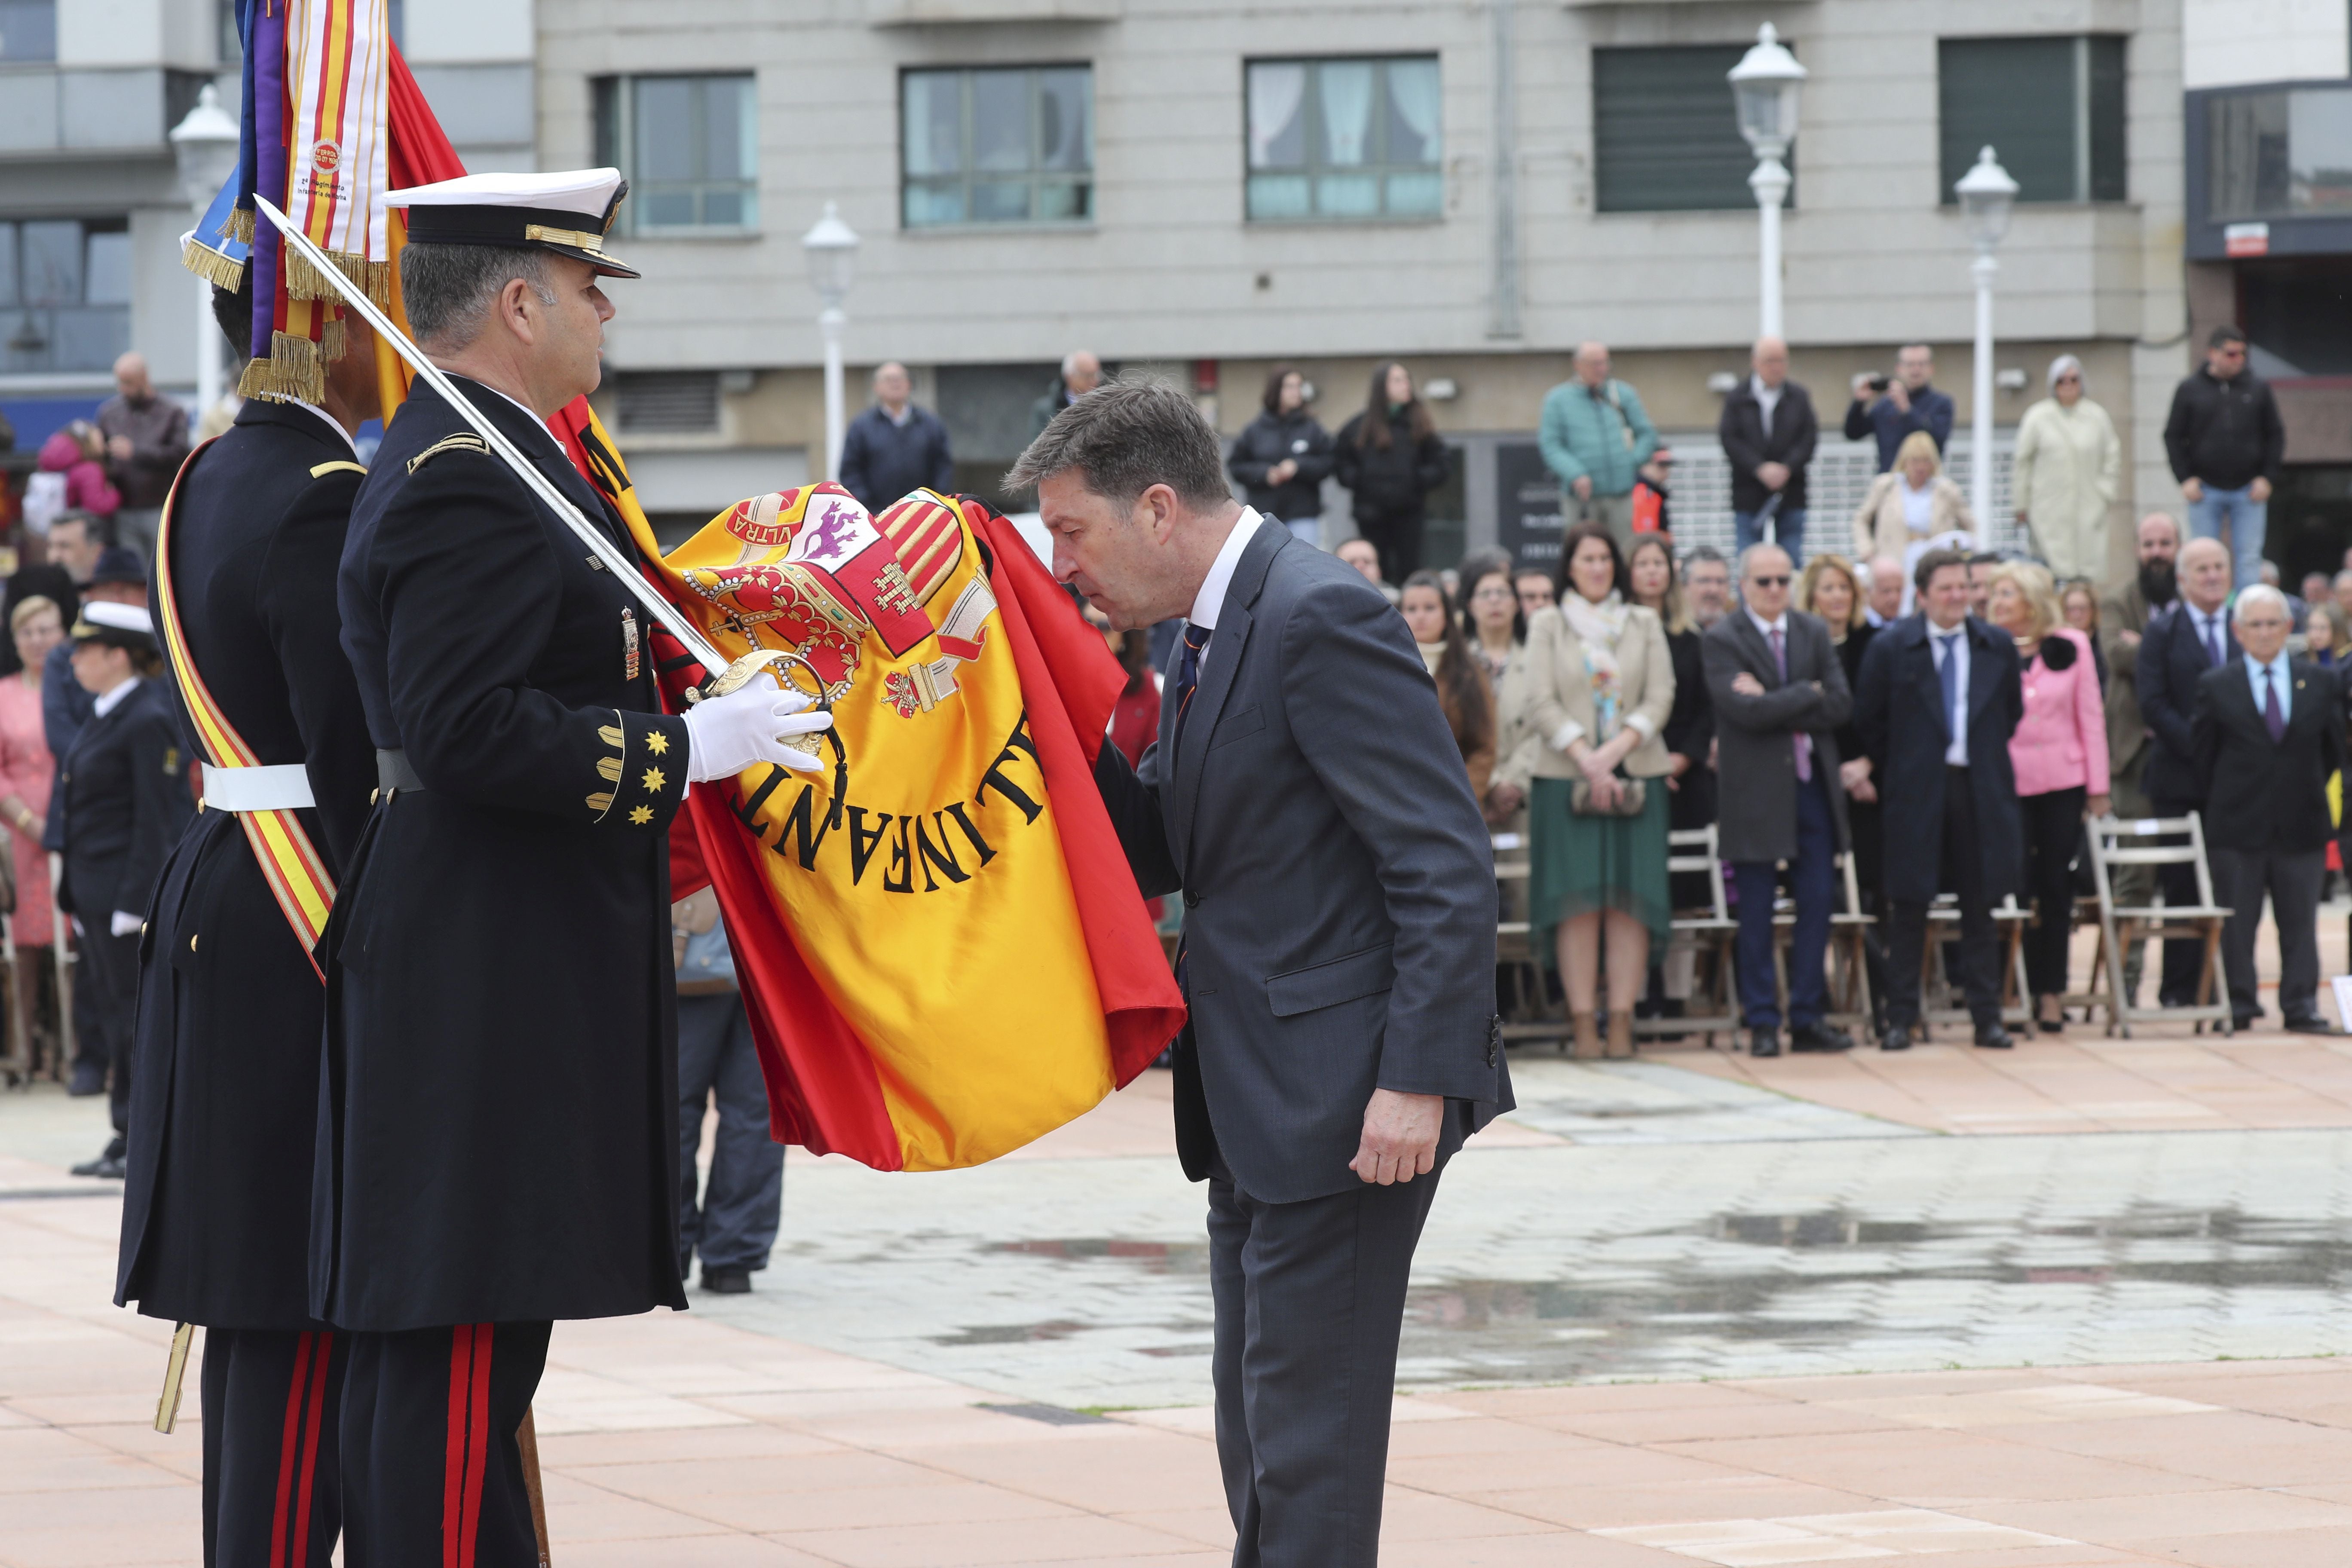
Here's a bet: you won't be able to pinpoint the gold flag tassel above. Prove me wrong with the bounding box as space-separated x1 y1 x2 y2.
154 1322 196 1434
225 206 257 244
179 235 246 291
235 318 346 406
283 245 395 311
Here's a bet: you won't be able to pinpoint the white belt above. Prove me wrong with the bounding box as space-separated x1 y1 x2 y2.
200 763 316 813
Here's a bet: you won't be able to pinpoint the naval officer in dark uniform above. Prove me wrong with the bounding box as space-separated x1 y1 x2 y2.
321 168 828 1565
113 277 381 1567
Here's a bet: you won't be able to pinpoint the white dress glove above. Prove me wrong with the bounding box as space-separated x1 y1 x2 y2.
682 681 833 782
110 910 142 937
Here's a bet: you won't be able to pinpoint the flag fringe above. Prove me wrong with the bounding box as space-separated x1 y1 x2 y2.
235 322 345 406
225 207 256 244
284 246 392 309
180 238 246 291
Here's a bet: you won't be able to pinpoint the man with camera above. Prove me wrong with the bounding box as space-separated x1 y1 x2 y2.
1845 345 1955 473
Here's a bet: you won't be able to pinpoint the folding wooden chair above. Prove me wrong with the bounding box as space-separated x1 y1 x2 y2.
1634 823 1741 1047
1921 893 2033 1032
2080 812 2234 1036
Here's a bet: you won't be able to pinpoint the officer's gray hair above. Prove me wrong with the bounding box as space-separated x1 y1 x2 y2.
1003 374 1230 511
399 242 558 350
1738 542 1792 580
2233 584 2292 625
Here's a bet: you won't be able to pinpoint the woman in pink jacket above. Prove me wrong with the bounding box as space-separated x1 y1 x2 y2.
34 423 121 522
1988 561 2110 1033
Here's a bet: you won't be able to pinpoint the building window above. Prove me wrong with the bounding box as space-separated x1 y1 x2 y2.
593 75 758 234
1939 37 2125 205
615 372 721 435
0 0 54 61
901 66 1093 228
2206 83 2352 223
1 219 131 375
1245 56 1442 222
1592 46 1760 213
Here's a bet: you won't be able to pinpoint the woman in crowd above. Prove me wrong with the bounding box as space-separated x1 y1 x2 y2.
2012 356 2122 582
2306 601 2350 668
1401 570 1495 802
1988 560 2110 1034
1523 523 1675 1060
1852 430 1972 573
0 595 59 1076
34 423 121 528
1628 535 1711 1028
2058 578 2110 692
1227 364 1335 544
1335 362 1450 585
1799 554 1886 1022
1456 554 1533 821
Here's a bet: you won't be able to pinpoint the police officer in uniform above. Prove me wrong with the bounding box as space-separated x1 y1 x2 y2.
113 277 380 1566
55 601 187 1166
320 169 828 1565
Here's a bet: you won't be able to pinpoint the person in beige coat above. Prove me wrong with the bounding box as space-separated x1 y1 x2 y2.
2012 354 2122 582
1521 522 1676 1060
1853 430 1974 576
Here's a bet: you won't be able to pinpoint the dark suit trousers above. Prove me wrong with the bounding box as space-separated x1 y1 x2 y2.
1207 1152 1439 1568
2149 797 2208 1005
1732 771 1834 1029
676 991 784 1275
80 923 138 1133
340 1321 551 1568
1882 767 2001 1027
202 1327 345 1568
2020 787 2087 999
2209 846 2325 1024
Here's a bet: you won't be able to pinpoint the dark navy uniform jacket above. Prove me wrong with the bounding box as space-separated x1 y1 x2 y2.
55 678 185 926
115 398 377 1329
317 375 691 1332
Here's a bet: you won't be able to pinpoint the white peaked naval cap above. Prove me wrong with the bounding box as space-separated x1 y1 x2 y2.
385 168 640 279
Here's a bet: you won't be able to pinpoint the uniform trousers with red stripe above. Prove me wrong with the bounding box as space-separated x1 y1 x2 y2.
339 1322 551 1568
200 1328 346 1568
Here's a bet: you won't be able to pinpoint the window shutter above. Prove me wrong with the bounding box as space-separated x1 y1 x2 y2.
1592 46 1760 214
2088 37 2128 202
1939 38 2079 203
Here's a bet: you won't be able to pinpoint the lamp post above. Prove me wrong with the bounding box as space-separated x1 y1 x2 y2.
1954 145 2018 543
169 82 241 417
1728 22 1806 340
800 202 860 483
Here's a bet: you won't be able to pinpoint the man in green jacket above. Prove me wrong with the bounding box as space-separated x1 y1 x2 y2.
1538 341 1658 551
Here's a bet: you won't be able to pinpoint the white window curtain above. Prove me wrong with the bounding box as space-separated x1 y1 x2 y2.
1319 61 1375 166
1247 62 1306 169
1386 58 1441 162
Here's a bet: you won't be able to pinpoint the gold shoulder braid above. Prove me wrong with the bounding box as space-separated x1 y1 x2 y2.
310 459 368 478
406 433 490 475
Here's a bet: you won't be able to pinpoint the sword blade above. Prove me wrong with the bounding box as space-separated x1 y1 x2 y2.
252 195 729 675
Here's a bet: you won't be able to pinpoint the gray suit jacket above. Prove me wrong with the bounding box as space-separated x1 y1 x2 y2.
1100 521 1507 1204
1703 609 1852 864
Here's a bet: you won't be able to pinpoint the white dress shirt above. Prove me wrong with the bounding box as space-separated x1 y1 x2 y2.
92 674 144 719
2187 603 2231 666
281 399 361 457
2245 649 2292 725
1929 620 1969 766
1182 507 1265 674
1751 375 1783 429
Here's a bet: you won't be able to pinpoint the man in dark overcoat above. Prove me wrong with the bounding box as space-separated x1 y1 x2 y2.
1704 542 1852 1057
2134 535 2238 1007
322 169 827 1565
112 280 380 1566
1855 548 2024 1052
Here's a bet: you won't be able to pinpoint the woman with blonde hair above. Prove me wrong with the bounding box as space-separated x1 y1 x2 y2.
1523 522 1676 1060
0 594 60 1075
1853 431 1973 575
1987 559 2109 1032
2012 355 2121 581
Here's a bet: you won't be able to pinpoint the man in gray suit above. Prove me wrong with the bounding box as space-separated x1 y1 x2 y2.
1010 380 1507 1568
1703 543 1853 1058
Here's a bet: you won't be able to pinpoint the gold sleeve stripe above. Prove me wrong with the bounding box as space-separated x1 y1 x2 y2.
597 756 623 781
587 791 615 813
598 725 625 747
309 459 368 478
406 433 490 475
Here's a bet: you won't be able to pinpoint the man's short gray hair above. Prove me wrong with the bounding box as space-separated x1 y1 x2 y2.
400 242 556 349
1738 542 1791 579
2233 584 2292 625
1003 374 1230 511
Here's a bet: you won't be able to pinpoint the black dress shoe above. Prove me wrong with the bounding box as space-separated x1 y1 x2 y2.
1880 1023 1914 1052
1974 1023 2015 1050
1789 1022 1854 1053
70 1140 126 1179
67 1060 105 1097
1748 1028 1780 1057
2284 1016 2337 1036
700 1266 752 1295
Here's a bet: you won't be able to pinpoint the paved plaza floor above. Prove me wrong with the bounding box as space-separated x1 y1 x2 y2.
9 998 2352 1563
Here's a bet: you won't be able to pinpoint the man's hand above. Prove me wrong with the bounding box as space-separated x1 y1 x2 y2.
1757 461 1789 492
2182 477 2205 502
106 434 134 463
1850 373 1877 402
1731 671 1766 697
1840 756 1876 804
1351 1088 1443 1185
2251 476 2274 502
683 680 833 781
1572 475 1593 502
2117 628 2141 649
1886 384 1912 415
1268 457 1298 486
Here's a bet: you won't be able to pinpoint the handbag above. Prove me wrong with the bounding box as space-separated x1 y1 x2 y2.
1569 773 1646 818
671 887 737 994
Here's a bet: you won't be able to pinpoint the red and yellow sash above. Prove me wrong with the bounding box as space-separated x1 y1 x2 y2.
153 439 341 981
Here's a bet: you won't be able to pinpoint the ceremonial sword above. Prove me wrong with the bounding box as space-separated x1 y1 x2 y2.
253 194 792 705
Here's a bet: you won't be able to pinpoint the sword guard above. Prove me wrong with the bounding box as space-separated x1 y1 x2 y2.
695 649 833 765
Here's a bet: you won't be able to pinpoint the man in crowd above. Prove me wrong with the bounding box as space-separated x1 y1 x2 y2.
670 897 783 1294
96 352 190 563
2260 560 2307 625
2137 536 2238 1009
1539 340 1658 551
1965 552 2000 619
1718 336 1819 560
1029 348 1103 442
2192 585 2340 1033
1038 377 1505 1568
1855 548 2023 1053
2100 513 2182 1003
2301 571 2330 615
2165 326 2284 590
1845 345 1954 472
1683 545 1732 629
1706 543 1852 1057
1865 555 1906 626
1335 535 1400 604
114 278 381 1563
838 360 954 515
322 169 828 1559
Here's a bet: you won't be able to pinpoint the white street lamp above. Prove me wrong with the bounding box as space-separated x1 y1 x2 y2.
800 202 860 484
1954 145 2018 542
1728 22 1806 340
169 82 241 419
